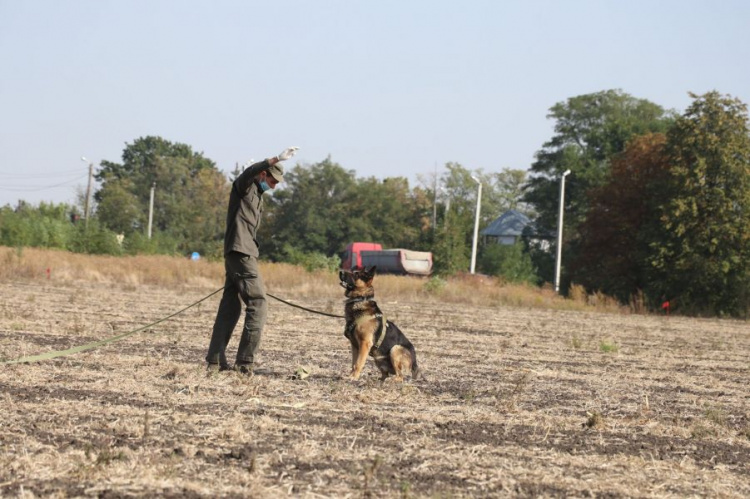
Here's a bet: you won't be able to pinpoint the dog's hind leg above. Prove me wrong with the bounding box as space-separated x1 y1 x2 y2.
389 345 412 382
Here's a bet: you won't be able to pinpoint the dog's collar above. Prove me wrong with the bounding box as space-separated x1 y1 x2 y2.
345 296 371 305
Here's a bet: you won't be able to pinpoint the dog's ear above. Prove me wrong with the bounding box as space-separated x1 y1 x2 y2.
364 266 377 281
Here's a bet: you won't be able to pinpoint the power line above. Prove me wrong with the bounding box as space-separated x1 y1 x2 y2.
0 168 87 179
0 174 89 192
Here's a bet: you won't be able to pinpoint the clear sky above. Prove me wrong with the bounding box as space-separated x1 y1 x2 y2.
1 0 749 207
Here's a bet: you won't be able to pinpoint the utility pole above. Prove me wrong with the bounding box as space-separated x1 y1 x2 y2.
469 176 482 274
441 187 451 228
148 182 155 239
432 162 438 230
444 196 451 227
81 157 94 227
554 170 572 294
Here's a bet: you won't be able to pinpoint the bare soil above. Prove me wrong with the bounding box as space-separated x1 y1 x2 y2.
1 279 749 498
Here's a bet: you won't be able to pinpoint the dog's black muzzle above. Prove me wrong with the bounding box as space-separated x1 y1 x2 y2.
339 270 356 291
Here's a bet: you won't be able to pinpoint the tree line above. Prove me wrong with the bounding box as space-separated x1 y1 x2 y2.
2 90 748 316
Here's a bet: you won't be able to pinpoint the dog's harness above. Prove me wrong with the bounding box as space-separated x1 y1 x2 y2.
344 300 388 354
370 313 387 353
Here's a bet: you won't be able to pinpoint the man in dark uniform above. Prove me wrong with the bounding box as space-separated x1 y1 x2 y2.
206 146 299 374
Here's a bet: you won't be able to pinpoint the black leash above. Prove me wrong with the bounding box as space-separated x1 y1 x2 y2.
267 292 345 319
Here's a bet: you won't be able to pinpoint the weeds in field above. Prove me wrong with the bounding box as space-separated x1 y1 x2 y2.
599 341 619 353
3 248 16 268
400 480 412 498
708 338 728 351
459 388 477 402
423 276 447 295
570 334 583 349
500 371 531 411
362 455 383 498
143 409 150 441
703 404 727 427
585 411 605 429
629 290 646 314
69 317 87 335
640 394 651 417
95 449 128 466
569 284 587 304
690 423 719 439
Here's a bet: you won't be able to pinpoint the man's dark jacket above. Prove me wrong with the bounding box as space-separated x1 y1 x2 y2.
223 159 271 257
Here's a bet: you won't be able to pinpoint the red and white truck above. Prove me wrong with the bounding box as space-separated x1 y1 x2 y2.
341 242 433 276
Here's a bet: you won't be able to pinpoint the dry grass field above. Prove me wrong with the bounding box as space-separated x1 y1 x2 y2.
1 248 749 497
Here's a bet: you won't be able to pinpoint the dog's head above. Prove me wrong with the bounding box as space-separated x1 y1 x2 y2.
339 266 377 298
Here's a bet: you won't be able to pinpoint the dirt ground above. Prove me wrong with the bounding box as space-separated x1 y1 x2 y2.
1 279 749 498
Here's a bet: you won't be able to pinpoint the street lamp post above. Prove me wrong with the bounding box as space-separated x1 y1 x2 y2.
470 175 482 274
554 169 571 293
148 182 156 239
439 187 451 228
80 156 94 227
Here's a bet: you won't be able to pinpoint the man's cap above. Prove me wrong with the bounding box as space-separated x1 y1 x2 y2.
267 163 284 182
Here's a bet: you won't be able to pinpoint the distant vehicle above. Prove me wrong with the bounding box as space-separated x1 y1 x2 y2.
341 242 383 270
341 242 433 276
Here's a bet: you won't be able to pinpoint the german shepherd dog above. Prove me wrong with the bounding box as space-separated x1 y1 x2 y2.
339 266 420 382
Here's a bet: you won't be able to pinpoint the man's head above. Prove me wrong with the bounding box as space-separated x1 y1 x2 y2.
259 163 284 190
267 163 284 183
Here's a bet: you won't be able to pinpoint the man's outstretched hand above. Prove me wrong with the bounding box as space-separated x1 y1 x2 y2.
277 146 299 161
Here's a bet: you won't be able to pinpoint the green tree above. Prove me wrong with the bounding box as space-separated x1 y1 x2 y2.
647 92 750 316
261 157 433 261
434 163 530 274
432 163 480 274
524 90 672 284
96 136 228 254
432 209 470 275
571 133 670 303
346 176 431 250
259 157 359 257
95 178 142 235
489 168 530 214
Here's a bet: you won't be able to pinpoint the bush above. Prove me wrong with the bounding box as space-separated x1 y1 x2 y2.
68 220 123 255
122 231 181 256
280 244 341 272
423 276 447 295
478 241 537 284
0 203 77 250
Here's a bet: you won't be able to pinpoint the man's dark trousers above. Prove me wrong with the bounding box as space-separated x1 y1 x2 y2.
206 251 267 367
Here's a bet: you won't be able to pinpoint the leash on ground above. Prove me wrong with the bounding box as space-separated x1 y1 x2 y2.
0 287 343 365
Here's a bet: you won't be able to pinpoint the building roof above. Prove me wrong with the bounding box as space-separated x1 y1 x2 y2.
481 209 532 237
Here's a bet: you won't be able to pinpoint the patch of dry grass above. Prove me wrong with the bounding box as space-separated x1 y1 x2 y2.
0 246 629 314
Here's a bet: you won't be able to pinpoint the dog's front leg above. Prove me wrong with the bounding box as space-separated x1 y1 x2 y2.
349 343 358 374
349 340 372 380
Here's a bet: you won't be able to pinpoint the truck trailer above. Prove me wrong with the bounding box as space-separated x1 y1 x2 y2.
341 242 433 276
